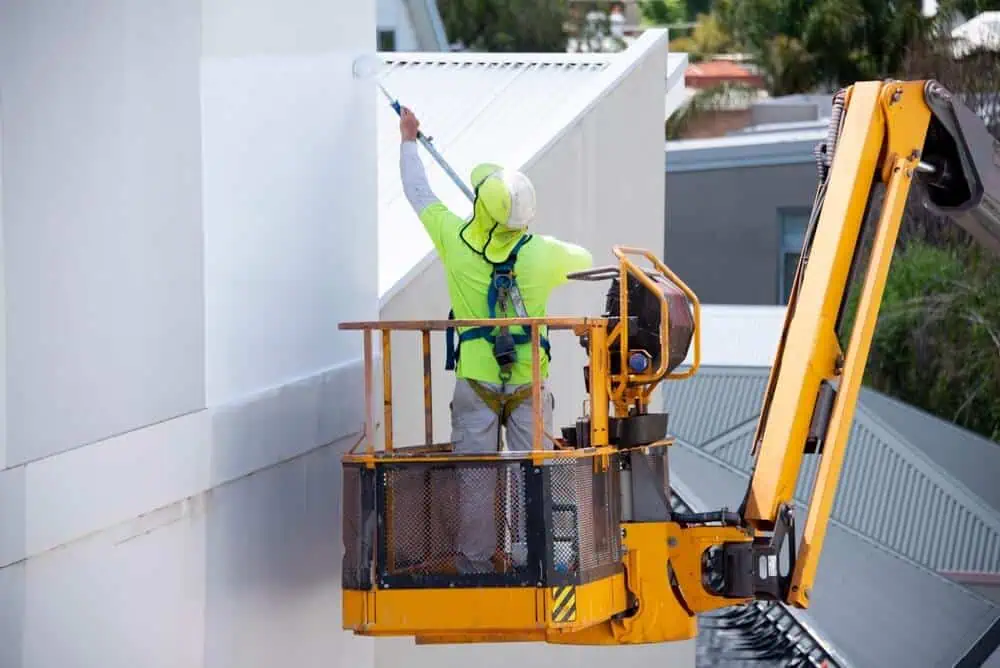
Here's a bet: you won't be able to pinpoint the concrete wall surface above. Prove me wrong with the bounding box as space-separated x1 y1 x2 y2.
375 637 696 668
0 1 376 666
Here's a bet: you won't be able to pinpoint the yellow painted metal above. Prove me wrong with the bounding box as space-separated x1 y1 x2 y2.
344 574 629 640
667 523 753 613
606 247 701 415
787 82 931 607
342 445 619 467
546 523 699 645
589 323 610 447
743 81 885 528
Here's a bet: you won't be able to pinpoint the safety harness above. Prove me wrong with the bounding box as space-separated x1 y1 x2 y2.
444 232 552 423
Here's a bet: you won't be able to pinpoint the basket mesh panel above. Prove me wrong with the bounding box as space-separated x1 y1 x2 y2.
382 462 531 577
548 459 622 578
342 464 373 589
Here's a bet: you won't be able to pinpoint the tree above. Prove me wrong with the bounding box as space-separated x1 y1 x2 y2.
438 0 570 52
667 11 735 61
839 35 1000 441
638 0 685 25
714 0 932 93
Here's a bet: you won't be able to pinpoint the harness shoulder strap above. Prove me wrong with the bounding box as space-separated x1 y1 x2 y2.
444 233 553 372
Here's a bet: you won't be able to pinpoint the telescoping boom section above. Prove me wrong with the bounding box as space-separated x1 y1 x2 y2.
339 80 1000 646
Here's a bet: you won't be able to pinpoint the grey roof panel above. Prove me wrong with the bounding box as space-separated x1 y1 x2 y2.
859 387 1000 514
663 367 769 446
664 366 1000 575
669 443 1000 668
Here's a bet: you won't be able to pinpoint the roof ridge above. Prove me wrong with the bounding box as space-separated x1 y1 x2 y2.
861 385 1000 448
699 417 758 454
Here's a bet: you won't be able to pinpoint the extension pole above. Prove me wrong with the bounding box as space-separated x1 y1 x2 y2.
376 84 476 203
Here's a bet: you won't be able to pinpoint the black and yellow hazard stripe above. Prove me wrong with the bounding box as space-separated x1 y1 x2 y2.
551 585 577 623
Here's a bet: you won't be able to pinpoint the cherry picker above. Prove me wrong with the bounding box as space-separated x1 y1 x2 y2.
339 79 1000 645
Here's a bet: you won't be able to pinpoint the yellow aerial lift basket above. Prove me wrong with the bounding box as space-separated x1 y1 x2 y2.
340 247 710 645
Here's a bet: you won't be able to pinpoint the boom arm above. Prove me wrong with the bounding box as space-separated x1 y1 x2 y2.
736 80 1000 608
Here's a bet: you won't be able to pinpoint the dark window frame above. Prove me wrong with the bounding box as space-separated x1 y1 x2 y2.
777 207 811 305
377 28 396 51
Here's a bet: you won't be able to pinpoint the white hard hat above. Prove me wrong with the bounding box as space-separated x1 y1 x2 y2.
471 164 537 230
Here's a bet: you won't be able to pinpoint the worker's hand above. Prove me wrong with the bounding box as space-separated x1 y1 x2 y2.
400 106 420 142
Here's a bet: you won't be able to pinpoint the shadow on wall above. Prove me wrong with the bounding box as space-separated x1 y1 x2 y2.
203 432 369 667
373 634 696 668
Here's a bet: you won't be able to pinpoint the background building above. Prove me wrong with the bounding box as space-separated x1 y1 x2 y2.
376 0 450 51
664 116 827 306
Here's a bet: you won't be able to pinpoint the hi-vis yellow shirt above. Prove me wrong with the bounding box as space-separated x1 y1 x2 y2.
400 141 593 386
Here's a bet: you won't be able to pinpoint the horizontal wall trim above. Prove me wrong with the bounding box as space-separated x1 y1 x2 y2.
2 358 366 567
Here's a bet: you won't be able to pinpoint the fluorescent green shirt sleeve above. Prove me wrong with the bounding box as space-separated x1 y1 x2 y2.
537 235 594 288
418 203 463 258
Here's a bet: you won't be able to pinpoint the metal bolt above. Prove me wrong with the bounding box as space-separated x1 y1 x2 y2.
668 537 678 548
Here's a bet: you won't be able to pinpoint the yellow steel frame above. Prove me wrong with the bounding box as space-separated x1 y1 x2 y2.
742 80 934 606
338 247 707 644
605 247 702 416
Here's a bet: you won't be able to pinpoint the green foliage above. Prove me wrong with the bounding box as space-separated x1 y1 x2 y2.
638 0 685 25
841 243 1000 440
667 12 735 61
937 0 1000 20
713 0 932 93
437 0 569 52
684 0 713 16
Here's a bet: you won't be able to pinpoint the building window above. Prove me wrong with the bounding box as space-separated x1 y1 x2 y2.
778 210 810 305
377 29 396 51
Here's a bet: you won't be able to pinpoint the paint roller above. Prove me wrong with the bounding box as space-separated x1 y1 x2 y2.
352 54 476 202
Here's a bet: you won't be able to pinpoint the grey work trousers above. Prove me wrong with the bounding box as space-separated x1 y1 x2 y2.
450 378 554 573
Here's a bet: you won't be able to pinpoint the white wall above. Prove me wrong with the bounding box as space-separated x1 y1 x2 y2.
0 1 376 666
682 305 787 368
377 33 696 667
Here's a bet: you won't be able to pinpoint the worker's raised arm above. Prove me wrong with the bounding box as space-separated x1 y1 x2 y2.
400 140 439 214
399 107 457 256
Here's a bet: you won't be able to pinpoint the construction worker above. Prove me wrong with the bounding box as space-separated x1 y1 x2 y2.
398 107 594 574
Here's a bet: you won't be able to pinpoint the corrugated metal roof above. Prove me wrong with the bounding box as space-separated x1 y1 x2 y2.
376 31 685 298
664 367 769 445
860 387 1000 514
662 366 1000 576
668 442 1000 668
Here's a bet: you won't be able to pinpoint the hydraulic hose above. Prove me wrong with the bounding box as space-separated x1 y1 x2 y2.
672 509 742 526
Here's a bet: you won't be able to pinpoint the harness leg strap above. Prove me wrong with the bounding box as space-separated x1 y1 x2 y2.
466 380 533 427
